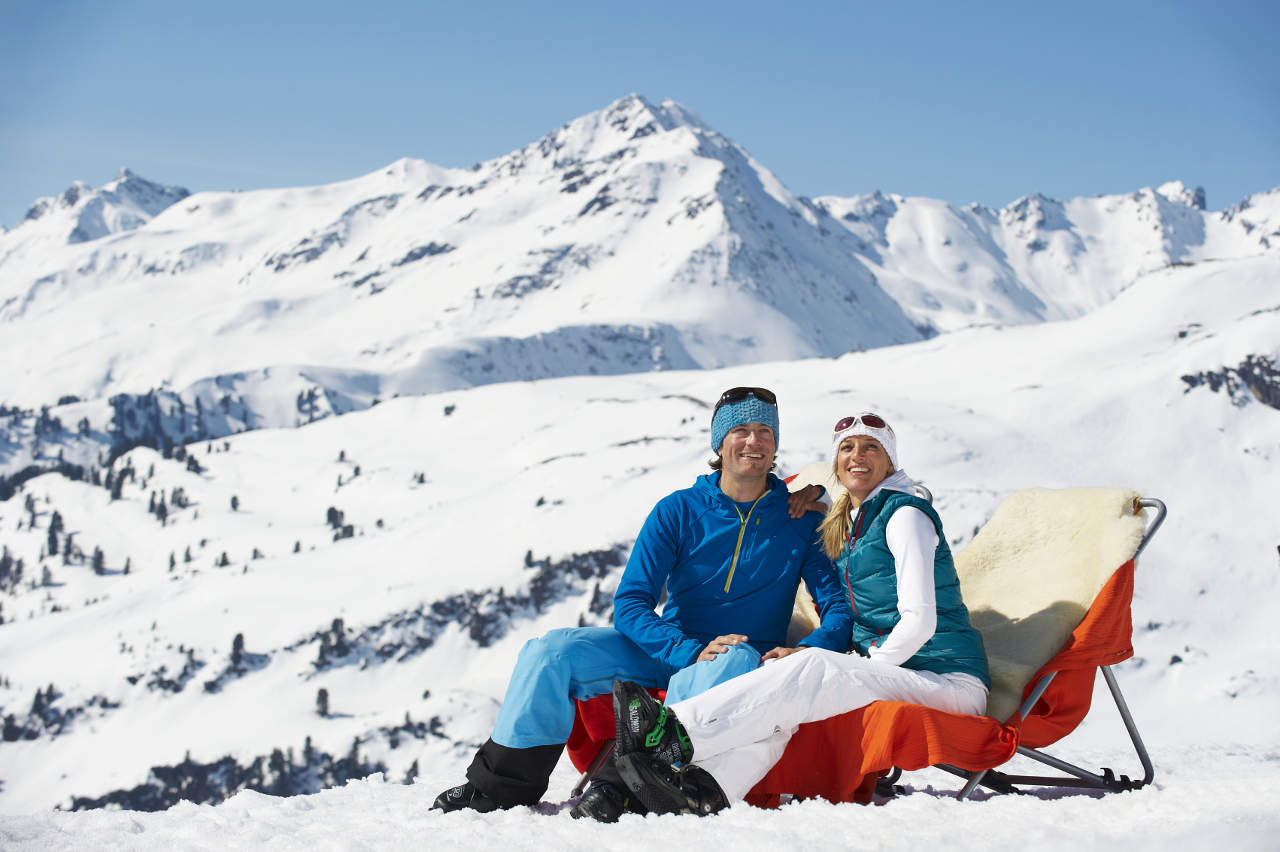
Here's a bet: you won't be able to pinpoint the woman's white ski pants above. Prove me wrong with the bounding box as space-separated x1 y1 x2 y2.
666 647 988 801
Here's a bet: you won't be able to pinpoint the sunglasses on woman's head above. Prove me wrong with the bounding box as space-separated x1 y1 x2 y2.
833 413 889 432
714 386 778 413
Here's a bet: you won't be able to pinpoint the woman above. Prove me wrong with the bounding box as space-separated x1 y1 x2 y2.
610 412 990 815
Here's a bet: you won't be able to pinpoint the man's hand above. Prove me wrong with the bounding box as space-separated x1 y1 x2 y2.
787 484 826 518
760 646 804 663
697 634 749 662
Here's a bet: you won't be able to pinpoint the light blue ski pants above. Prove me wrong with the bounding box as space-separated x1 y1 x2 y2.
492 626 761 749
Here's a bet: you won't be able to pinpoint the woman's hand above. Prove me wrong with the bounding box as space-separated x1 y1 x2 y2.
787 484 825 518
697 634 748 662
760 646 804 663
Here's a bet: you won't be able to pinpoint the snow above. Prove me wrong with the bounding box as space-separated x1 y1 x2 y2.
0 94 1278 847
3 753 1279 851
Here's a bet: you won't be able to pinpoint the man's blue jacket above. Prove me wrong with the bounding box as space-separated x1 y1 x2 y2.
613 472 853 668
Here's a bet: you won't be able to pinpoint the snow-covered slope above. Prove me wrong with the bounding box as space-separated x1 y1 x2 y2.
0 247 1277 822
814 181 1280 333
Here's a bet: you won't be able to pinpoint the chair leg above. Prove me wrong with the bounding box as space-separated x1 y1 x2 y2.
1101 665 1155 787
570 739 615 798
956 769 988 800
951 666 1153 798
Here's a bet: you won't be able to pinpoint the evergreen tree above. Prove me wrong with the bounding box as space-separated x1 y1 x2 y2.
268 748 288 795
317 632 332 666
346 737 360 771
230 495 239 511
92 547 104 575
316 688 329 717
231 633 244 666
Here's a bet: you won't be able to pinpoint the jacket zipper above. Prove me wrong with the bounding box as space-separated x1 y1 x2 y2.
723 492 767 593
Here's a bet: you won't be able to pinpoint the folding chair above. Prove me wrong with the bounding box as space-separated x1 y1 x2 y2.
747 487 1167 803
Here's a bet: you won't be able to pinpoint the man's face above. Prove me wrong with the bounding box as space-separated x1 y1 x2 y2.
719 422 776 479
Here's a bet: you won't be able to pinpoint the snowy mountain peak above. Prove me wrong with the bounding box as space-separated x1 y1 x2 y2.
509 93 706 171
15 169 190 245
1156 180 1207 210
22 181 92 223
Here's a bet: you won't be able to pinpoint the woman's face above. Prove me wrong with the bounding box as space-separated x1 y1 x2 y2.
835 435 893 501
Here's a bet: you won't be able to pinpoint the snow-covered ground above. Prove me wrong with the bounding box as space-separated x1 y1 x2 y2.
1 247 1277 846
4 748 1280 852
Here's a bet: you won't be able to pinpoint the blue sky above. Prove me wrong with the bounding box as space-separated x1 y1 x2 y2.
2 0 1277 228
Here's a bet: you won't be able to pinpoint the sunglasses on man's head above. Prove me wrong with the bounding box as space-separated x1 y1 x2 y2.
714 386 777 413
833 413 890 432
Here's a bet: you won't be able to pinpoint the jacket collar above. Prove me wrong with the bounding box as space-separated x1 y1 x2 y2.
696 471 784 506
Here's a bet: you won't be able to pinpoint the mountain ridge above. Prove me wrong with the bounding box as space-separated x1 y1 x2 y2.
1 93 1277 487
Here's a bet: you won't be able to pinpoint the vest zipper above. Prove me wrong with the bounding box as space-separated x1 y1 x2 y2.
844 505 867 615
845 503 885 647
723 492 767 593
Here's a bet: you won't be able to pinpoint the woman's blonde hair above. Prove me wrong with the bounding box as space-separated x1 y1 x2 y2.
818 488 857 560
816 449 895 560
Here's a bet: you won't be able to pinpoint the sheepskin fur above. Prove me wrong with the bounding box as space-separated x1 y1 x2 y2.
957 487 1146 720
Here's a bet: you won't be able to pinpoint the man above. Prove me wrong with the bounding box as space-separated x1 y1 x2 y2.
433 387 852 819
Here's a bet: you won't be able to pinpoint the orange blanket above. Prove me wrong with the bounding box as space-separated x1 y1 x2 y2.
566 561 1134 805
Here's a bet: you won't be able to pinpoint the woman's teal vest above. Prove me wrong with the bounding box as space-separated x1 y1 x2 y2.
837 490 990 687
